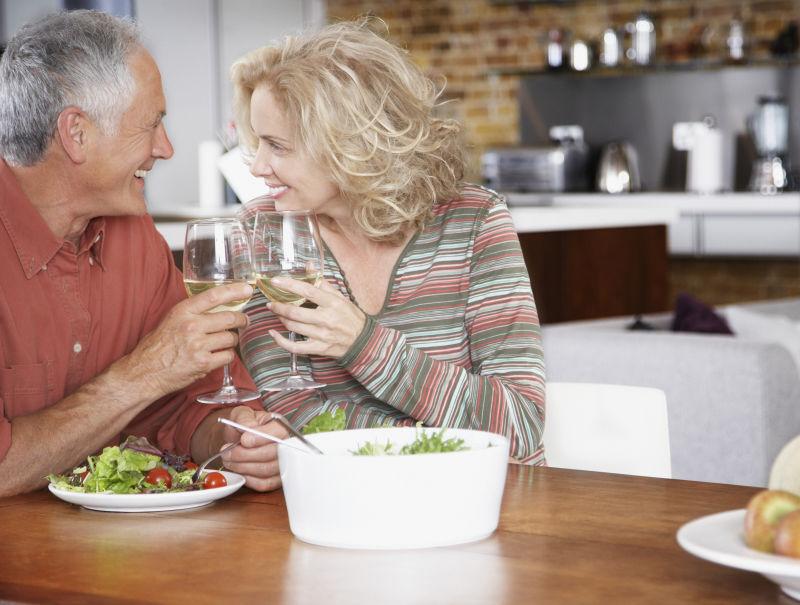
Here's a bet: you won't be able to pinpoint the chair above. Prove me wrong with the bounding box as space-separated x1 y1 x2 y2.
543 382 672 478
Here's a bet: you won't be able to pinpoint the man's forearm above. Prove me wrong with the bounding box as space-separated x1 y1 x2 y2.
0 363 161 498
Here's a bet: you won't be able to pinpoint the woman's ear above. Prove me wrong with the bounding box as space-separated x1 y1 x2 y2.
55 106 90 164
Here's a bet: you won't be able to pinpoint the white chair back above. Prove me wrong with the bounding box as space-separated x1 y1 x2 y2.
543 382 672 478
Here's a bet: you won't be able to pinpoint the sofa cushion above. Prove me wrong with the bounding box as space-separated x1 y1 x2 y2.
724 305 800 375
671 293 733 335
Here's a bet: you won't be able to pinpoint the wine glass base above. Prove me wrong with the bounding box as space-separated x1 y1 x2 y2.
260 375 326 392
196 388 261 404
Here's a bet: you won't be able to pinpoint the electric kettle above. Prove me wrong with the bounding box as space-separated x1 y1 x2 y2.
596 142 642 193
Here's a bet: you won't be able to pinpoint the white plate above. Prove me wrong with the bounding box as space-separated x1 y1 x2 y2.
48 470 245 512
677 509 800 600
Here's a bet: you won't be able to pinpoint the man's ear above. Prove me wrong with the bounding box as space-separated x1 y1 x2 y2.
55 106 91 164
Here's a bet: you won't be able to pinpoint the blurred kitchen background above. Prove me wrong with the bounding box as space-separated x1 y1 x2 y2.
2 0 800 317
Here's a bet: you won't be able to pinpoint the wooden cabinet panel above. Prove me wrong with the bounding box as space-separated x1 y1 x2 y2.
518 225 669 324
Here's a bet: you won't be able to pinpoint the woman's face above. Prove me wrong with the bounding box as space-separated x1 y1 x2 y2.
248 84 341 215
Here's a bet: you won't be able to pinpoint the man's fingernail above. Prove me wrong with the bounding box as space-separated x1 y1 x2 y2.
271 276 286 285
242 283 253 295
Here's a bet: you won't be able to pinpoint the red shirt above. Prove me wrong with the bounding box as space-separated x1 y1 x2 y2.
0 160 259 461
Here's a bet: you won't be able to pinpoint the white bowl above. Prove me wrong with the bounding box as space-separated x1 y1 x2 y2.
278 426 510 549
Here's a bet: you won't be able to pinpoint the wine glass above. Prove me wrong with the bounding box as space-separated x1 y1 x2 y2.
183 218 260 404
252 210 326 391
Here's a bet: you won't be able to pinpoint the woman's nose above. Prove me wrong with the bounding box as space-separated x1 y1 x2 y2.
249 146 273 178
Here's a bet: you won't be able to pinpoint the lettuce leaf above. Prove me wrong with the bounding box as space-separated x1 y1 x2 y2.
353 428 468 456
302 408 346 434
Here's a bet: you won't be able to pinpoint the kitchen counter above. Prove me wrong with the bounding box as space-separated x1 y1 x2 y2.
151 201 677 250
505 192 800 256
509 204 676 233
150 200 671 323
505 191 800 214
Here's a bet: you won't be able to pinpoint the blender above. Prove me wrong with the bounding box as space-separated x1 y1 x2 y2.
748 95 789 194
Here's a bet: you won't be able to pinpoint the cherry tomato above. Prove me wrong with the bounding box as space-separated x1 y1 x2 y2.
144 467 172 489
203 472 227 489
183 461 199 471
79 470 89 483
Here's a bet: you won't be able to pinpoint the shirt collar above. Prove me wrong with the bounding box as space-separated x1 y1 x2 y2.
0 159 63 279
79 217 107 270
0 159 109 277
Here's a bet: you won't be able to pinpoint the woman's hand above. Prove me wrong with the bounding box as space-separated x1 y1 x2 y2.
267 277 366 359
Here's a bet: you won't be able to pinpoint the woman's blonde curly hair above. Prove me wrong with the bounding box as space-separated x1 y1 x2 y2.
230 19 465 243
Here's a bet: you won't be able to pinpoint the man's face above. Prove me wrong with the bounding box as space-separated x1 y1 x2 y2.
83 49 173 216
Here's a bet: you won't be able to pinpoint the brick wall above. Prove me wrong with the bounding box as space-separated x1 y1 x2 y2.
328 0 800 306
669 257 800 306
327 0 800 177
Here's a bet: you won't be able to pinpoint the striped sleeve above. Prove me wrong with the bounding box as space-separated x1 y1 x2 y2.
338 197 546 462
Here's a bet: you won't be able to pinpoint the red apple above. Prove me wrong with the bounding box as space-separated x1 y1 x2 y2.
744 489 800 552
775 510 800 557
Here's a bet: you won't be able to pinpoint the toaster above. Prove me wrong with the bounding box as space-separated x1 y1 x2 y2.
482 126 589 193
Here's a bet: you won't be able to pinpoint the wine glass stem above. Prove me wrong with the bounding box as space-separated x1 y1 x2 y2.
289 332 299 376
222 363 235 389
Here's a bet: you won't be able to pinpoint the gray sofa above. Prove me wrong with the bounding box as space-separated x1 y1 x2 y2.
542 298 800 487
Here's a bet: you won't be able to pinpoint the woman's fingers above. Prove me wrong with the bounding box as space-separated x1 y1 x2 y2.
269 329 323 355
269 276 340 307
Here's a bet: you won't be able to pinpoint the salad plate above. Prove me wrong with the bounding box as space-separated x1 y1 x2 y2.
48 470 245 513
677 509 800 600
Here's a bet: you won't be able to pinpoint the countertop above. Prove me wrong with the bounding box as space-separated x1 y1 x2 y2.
151 200 678 249
505 192 800 214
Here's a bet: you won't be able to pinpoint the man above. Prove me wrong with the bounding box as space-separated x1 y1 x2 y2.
0 10 287 497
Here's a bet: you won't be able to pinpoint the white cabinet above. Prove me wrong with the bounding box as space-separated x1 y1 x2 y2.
701 215 800 256
667 216 698 256
670 212 800 257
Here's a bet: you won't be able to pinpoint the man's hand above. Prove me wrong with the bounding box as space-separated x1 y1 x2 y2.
219 406 289 492
114 282 253 401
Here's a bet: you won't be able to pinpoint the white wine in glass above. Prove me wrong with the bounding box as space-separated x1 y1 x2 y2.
183 218 260 404
184 278 257 312
256 270 322 306
252 209 326 391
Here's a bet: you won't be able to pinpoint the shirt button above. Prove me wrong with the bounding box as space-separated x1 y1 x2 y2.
41 264 47 271
89 257 95 266
73 342 82 354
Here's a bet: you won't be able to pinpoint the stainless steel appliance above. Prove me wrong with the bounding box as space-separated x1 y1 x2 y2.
600 28 623 67
748 95 789 194
596 141 641 193
546 29 565 70
482 126 588 192
626 13 656 65
569 38 591 72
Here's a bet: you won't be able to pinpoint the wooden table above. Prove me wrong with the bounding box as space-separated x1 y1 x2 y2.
0 466 788 604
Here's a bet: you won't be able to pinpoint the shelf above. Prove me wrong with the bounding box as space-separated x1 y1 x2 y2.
486 56 800 79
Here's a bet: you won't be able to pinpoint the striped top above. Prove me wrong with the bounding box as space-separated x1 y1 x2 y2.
238 185 546 463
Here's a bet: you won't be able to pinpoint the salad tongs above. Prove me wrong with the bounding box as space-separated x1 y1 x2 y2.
217 417 323 455
267 411 324 455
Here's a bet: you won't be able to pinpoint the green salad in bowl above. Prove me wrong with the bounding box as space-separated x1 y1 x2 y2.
301 409 470 456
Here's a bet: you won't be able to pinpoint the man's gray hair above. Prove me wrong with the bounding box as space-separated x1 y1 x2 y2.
0 10 141 166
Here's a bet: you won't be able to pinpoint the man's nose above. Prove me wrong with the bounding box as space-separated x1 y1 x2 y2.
153 122 174 160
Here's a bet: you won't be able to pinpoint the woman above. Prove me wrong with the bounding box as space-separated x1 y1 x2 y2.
232 20 545 463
